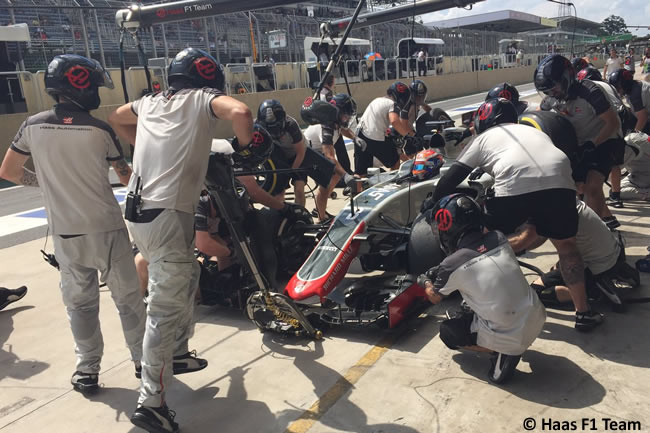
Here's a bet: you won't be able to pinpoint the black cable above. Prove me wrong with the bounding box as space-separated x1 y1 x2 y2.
119 28 129 103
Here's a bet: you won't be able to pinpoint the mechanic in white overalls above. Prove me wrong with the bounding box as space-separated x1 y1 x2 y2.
0 55 146 395
108 48 255 433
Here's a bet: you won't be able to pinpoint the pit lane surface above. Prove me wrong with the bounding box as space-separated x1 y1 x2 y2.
1 82 649 433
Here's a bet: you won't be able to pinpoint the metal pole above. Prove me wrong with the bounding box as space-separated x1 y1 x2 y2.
88 1 106 67
161 24 169 64
79 9 91 58
203 18 210 53
211 17 220 63
7 5 25 71
150 27 158 58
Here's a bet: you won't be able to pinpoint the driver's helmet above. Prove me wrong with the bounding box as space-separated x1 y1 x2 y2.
534 54 575 101
576 66 603 82
231 124 274 169
474 98 518 134
411 149 444 181
429 193 484 255
387 81 412 110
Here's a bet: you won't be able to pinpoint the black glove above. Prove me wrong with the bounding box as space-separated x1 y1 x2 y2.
417 266 440 288
281 202 310 223
468 168 485 181
420 191 436 215
404 135 423 155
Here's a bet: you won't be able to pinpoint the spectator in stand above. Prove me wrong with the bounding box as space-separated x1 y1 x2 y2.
603 48 622 80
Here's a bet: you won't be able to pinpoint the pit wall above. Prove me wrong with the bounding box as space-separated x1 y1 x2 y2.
0 59 606 161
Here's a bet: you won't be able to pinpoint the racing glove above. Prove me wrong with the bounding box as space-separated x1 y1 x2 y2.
354 136 368 152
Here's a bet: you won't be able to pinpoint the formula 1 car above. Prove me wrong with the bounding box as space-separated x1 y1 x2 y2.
244 133 493 338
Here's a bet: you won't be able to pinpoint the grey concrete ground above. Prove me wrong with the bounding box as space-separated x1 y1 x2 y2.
1 86 649 433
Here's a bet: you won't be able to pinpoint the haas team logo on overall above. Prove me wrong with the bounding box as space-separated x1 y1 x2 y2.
194 57 216 80
65 66 90 89
498 89 512 100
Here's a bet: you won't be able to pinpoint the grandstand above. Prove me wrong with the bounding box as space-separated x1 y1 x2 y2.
1 0 437 72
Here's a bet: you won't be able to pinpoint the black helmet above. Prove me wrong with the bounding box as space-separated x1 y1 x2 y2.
44 54 113 111
167 47 225 90
387 81 411 110
576 66 602 82
430 193 484 254
231 124 274 169
410 80 428 104
486 82 519 104
534 54 575 101
301 96 338 125
570 57 589 75
474 98 518 134
257 99 287 138
609 69 635 95
331 93 357 127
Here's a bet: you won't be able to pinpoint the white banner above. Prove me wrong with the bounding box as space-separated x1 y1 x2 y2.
269 31 287 49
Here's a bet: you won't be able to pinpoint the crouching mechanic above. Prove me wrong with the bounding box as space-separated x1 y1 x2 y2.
535 54 624 228
0 55 146 394
304 93 359 222
609 69 650 135
422 98 604 331
619 132 650 199
355 81 416 175
418 194 546 384
108 47 253 433
255 99 307 206
510 199 638 307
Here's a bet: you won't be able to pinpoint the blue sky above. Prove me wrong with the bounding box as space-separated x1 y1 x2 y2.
421 0 650 36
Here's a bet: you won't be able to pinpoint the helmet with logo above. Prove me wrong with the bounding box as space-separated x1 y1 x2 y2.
231 124 274 169
167 47 225 90
410 80 428 105
257 99 287 138
486 82 520 104
301 96 338 125
44 54 114 111
474 98 518 134
330 93 357 127
608 69 635 95
429 193 484 254
576 66 602 82
534 54 575 101
411 149 444 181
571 57 589 75
387 81 412 110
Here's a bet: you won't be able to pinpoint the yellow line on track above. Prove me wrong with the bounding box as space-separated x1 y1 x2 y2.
284 333 399 433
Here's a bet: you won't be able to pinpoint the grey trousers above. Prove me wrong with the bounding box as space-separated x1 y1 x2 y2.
127 209 199 407
53 228 146 374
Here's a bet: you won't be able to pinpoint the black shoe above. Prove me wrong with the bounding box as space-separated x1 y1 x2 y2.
0 286 28 311
602 216 621 230
488 353 521 384
606 196 624 208
135 350 208 379
71 371 99 395
130 405 179 433
575 310 604 332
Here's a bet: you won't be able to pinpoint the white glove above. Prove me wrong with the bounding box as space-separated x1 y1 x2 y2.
354 136 367 152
